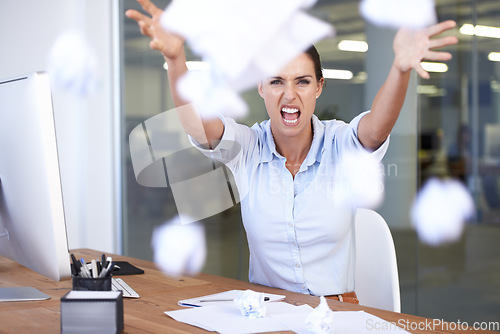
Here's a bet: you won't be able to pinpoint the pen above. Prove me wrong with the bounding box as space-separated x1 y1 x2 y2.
70 253 82 276
79 258 91 278
91 259 98 278
101 254 106 273
99 260 115 278
180 303 201 307
102 256 112 272
199 297 270 302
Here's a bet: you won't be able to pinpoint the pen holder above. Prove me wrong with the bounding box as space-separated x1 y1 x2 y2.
72 275 112 291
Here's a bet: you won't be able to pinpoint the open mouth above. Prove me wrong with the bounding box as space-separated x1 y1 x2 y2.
281 107 301 126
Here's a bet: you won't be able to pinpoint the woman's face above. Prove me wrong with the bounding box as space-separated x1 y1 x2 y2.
258 53 324 140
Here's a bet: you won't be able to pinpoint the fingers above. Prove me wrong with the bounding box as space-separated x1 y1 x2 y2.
125 9 153 26
415 65 430 80
125 7 155 38
429 35 458 50
125 9 141 21
137 0 162 16
427 20 457 38
139 21 154 38
424 50 453 62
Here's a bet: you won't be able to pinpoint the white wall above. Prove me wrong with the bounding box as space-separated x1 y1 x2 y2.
0 0 120 253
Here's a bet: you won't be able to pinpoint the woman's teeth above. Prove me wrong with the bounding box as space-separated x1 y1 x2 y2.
283 118 298 124
282 107 299 113
281 107 300 125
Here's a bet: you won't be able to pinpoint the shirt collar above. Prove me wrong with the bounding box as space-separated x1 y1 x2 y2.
306 114 325 166
260 114 325 165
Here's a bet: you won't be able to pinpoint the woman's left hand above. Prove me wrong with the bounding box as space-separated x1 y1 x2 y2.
393 20 458 79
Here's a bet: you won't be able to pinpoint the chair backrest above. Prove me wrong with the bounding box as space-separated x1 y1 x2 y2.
354 208 401 312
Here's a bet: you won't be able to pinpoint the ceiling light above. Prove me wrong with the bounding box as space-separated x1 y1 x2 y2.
417 85 447 97
488 52 500 62
323 69 353 80
421 62 448 73
460 24 500 39
491 79 500 92
163 61 210 71
459 24 475 35
338 40 369 52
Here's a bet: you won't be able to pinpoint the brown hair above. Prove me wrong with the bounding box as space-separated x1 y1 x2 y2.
304 45 323 83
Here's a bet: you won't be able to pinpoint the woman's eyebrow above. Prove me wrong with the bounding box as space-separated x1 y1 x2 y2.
267 75 313 80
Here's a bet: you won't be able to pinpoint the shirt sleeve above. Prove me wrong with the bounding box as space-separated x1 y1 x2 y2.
335 110 390 162
188 115 255 170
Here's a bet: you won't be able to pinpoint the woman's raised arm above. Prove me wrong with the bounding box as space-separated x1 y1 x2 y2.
126 0 224 148
358 20 458 151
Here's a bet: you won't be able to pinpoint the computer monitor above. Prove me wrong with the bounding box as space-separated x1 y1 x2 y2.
0 71 71 301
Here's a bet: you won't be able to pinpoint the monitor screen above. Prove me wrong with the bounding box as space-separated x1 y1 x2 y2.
0 72 71 287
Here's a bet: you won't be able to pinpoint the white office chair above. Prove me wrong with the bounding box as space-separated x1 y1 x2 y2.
354 208 401 313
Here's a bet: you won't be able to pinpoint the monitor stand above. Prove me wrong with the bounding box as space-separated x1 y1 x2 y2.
0 287 51 302
0 185 50 302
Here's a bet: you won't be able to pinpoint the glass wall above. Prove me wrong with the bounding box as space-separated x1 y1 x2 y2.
120 0 499 323
415 0 500 323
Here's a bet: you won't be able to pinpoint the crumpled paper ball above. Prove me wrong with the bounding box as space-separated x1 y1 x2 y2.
177 71 249 120
334 151 384 209
359 0 437 29
305 296 335 334
151 215 206 276
410 177 475 246
47 30 98 97
233 289 267 319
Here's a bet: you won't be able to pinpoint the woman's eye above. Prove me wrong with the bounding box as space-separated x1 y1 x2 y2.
298 79 311 85
270 80 282 85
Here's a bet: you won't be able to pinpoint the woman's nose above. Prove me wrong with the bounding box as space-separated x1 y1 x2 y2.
283 83 297 101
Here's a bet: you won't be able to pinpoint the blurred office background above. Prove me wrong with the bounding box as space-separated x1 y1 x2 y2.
1 0 499 325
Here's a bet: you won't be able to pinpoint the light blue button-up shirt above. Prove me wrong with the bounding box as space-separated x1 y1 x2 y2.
191 111 389 296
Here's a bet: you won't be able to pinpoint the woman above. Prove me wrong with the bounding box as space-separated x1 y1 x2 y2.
127 0 458 303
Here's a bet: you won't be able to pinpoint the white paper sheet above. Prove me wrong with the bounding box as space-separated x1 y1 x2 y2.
273 310 411 334
160 0 334 119
166 301 313 334
359 0 437 29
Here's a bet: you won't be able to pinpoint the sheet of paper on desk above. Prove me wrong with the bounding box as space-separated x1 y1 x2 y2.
165 301 313 334
177 289 286 307
273 310 411 333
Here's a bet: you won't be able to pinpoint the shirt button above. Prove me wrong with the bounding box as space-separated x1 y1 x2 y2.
288 223 293 228
301 285 306 290
295 263 301 268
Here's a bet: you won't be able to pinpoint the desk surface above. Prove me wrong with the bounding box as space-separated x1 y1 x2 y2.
0 249 495 334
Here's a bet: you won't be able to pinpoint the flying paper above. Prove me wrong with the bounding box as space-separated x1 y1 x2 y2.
47 30 98 97
334 150 385 209
161 0 334 119
359 0 437 29
410 177 475 246
304 296 335 334
151 215 206 276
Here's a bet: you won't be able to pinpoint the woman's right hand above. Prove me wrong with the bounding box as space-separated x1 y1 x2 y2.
125 0 184 62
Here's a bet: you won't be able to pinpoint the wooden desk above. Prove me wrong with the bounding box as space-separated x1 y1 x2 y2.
0 249 495 333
